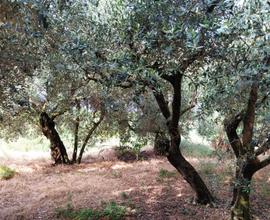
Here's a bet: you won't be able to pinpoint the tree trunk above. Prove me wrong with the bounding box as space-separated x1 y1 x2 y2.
72 100 80 163
39 112 70 164
231 159 257 220
231 183 251 220
231 166 240 206
77 117 104 164
72 115 80 163
231 171 252 220
152 73 214 204
167 128 214 204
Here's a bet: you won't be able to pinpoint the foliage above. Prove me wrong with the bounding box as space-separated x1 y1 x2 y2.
0 165 15 180
118 132 148 160
2 0 270 217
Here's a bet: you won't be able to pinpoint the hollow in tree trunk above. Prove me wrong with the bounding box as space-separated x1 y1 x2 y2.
39 112 70 164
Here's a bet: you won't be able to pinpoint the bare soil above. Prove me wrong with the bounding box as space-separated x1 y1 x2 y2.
0 153 270 220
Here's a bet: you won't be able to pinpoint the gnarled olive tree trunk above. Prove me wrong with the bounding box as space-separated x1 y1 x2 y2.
39 112 70 164
225 81 270 220
153 73 214 204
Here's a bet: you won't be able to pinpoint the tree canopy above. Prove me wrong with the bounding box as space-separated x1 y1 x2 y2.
1 0 270 219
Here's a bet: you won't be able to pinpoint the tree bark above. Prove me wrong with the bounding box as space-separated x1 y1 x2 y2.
153 73 214 204
224 80 269 219
72 100 80 163
231 186 251 220
39 112 70 164
231 159 257 220
167 127 214 204
72 115 80 163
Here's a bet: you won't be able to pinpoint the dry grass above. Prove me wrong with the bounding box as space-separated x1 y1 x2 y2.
0 154 269 220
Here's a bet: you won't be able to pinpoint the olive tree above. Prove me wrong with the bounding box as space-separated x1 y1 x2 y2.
201 0 270 218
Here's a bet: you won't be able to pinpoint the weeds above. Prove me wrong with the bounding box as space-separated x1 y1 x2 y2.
157 168 177 182
56 201 126 220
103 201 126 220
0 165 15 180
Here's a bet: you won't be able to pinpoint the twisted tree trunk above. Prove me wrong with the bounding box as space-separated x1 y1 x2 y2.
167 127 214 204
39 112 70 164
153 73 214 204
225 80 270 219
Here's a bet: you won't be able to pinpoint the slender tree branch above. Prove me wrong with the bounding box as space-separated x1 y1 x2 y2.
180 104 196 116
77 105 105 163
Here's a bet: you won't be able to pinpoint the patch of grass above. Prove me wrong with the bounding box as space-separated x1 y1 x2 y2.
181 139 213 158
103 201 126 220
0 165 15 180
56 201 126 220
56 206 101 220
157 168 177 182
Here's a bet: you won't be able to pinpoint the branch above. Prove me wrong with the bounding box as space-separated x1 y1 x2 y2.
224 112 244 158
242 81 259 146
180 104 195 116
256 91 269 109
170 74 183 129
255 136 270 156
51 110 67 120
152 88 171 120
257 156 270 170
181 50 205 72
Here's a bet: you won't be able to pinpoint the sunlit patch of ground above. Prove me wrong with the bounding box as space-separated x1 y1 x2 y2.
0 153 269 220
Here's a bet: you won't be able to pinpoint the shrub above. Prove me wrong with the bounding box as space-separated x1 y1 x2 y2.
0 165 15 180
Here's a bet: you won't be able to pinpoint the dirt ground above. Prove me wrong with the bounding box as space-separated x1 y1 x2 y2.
0 153 270 220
